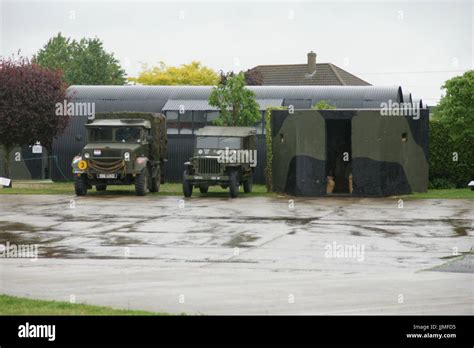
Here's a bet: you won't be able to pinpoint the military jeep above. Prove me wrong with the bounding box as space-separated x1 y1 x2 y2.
183 126 257 198
72 112 167 196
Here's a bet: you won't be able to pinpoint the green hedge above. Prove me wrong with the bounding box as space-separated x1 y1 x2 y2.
429 120 474 188
264 107 287 192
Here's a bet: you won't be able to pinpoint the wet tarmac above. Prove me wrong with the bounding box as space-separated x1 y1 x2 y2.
0 194 473 314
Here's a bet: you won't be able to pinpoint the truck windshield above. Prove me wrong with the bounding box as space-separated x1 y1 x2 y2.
115 127 142 143
196 136 242 149
88 127 113 142
88 127 142 143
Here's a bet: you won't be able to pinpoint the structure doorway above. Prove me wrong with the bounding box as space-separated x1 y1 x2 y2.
326 119 352 194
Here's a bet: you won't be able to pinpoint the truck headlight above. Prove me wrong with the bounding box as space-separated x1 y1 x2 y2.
124 152 131 161
84 152 90 159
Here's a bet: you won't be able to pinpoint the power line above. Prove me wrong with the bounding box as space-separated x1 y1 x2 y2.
354 69 469 75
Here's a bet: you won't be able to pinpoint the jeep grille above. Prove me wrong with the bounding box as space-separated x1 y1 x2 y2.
196 158 220 175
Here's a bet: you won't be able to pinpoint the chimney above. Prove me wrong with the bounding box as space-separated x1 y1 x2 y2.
307 51 317 74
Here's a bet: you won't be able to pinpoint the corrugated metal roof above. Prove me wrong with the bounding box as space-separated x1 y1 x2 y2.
402 92 412 104
256 99 284 109
162 99 283 111
412 98 424 109
68 85 403 110
163 99 218 111
195 126 256 137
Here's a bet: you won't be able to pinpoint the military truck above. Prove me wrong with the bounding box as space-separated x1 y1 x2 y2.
183 126 257 198
72 112 167 196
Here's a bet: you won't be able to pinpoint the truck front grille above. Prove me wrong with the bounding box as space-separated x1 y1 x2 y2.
196 158 220 175
89 159 125 173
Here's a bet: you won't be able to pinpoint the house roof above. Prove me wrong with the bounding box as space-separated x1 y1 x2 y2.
249 63 371 86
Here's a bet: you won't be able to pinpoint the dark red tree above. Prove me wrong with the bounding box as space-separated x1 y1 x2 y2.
0 55 69 182
244 69 263 85
219 69 264 86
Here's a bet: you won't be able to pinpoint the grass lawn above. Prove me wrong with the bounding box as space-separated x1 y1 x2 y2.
0 294 166 315
0 180 272 197
402 188 474 199
0 181 472 199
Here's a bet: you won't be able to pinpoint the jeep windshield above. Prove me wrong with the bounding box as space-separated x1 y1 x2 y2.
196 136 242 149
88 127 142 143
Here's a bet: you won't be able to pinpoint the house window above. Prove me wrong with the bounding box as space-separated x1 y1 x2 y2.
166 111 179 134
206 111 219 125
193 111 206 132
180 111 192 134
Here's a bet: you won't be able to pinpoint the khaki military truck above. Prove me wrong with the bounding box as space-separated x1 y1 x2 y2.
72 112 167 196
183 126 257 198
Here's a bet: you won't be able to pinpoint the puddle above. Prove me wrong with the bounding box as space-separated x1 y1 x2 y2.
429 252 474 274
223 234 259 248
0 221 38 233
453 226 468 236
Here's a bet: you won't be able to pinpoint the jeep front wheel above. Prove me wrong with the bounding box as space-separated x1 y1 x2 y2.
74 175 88 196
150 167 160 193
183 170 193 197
135 172 148 196
229 170 239 198
243 175 253 193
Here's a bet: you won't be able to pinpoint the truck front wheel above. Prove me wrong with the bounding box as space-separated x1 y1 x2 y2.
135 172 148 196
96 184 107 191
229 170 239 198
183 170 193 197
74 175 88 196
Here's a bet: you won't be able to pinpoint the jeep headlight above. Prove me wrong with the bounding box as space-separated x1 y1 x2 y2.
84 152 90 159
124 152 131 161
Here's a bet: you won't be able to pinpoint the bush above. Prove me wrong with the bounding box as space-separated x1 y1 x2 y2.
265 106 288 192
428 178 456 190
429 120 474 188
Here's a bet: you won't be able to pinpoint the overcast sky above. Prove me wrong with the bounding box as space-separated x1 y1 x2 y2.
1 0 473 104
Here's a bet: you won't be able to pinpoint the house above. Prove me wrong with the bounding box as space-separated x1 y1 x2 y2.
248 51 371 86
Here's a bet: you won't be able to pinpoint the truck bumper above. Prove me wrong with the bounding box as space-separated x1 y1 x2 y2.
83 172 135 185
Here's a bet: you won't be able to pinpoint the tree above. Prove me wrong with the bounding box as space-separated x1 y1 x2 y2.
312 100 336 110
35 33 126 85
433 70 474 142
219 69 263 86
244 69 263 85
218 70 235 85
130 61 219 85
209 72 261 126
429 70 474 187
0 55 68 182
